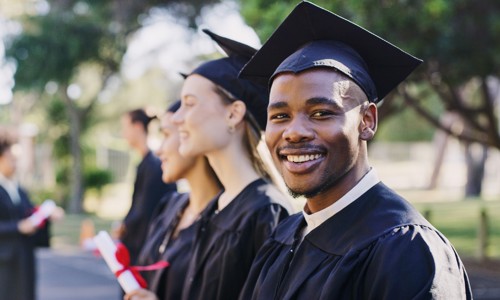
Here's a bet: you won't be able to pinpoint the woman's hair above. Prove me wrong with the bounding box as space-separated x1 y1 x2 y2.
212 85 273 182
127 109 157 133
0 131 14 156
167 100 181 113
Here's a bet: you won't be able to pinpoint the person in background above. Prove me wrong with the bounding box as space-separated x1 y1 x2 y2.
238 2 472 299
0 131 62 300
171 29 292 300
125 100 223 300
118 109 177 265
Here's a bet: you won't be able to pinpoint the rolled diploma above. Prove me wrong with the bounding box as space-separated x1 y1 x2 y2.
28 199 56 227
93 231 141 293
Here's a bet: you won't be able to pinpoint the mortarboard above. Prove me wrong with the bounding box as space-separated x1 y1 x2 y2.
239 1 422 103
185 29 268 130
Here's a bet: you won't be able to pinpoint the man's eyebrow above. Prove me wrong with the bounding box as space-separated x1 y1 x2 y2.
268 97 344 110
268 101 289 110
306 97 343 110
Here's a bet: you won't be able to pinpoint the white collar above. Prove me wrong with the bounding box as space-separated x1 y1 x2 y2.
302 168 380 237
0 173 21 204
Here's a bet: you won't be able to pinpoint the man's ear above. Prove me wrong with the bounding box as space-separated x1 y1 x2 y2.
226 100 247 127
359 102 378 141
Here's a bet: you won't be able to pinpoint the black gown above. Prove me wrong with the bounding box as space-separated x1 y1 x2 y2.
0 186 50 300
138 192 208 300
240 182 472 300
182 179 290 300
122 150 177 264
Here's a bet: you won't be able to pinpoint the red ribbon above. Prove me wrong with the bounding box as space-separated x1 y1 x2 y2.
114 243 170 288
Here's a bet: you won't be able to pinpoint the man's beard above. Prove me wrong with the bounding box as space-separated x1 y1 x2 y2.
286 171 339 199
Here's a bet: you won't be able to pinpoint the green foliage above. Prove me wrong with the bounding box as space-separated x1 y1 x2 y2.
413 200 500 258
377 105 436 142
377 84 445 141
84 167 113 192
43 96 71 157
7 15 105 90
241 0 366 41
28 187 60 206
351 0 499 85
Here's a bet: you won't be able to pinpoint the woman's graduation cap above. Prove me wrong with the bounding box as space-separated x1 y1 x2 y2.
239 1 422 103
186 29 268 130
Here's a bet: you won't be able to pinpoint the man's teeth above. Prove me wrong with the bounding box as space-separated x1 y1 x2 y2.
286 154 322 163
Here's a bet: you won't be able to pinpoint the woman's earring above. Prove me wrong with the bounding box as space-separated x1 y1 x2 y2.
228 125 235 133
360 129 374 140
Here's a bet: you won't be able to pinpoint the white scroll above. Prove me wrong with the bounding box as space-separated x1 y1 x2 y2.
93 231 141 293
28 199 56 227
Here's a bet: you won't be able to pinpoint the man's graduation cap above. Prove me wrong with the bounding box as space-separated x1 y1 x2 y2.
186 29 268 130
239 1 422 103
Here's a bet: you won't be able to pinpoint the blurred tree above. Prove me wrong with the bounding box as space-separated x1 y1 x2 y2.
240 0 500 197
6 0 221 213
84 167 113 200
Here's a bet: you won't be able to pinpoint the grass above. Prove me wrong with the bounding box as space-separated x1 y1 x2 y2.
412 200 500 259
50 213 118 249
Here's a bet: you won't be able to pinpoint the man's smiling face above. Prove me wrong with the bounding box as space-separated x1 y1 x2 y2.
266 68 371 202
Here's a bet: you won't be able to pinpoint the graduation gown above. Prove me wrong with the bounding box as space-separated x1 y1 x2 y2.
179 179 289 300
0 186 50 300
121 150 177 264
138 192 201 300
240 182 472 300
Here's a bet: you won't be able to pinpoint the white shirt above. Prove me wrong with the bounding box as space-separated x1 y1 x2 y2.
0 173 21 204
302 168 380 237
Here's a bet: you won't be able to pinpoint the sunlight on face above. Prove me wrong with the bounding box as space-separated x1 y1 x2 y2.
174 74 232 157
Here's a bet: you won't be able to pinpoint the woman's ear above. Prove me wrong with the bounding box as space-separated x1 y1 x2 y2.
226 100 247 127
359 102 378 141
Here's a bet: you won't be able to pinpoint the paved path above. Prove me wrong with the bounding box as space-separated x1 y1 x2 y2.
463 258 500 300
37 248 120 300
37 248 500 300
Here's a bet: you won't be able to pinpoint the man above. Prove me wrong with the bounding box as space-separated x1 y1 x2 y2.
0 132 50 300
238 1 472 299
118 109 177 265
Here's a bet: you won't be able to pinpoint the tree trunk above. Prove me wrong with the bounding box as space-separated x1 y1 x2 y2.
428 112 461 189
61 89 85 213
463 142 488 198
68 110 84 213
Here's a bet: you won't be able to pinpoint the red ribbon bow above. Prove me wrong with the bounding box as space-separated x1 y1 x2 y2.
114 243 170 288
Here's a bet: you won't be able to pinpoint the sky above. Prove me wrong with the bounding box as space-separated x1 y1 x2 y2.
122 1 261 80
0 1 261 106
0 18 16 105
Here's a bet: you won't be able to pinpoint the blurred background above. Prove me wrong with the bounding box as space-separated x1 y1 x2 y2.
0 0 499 298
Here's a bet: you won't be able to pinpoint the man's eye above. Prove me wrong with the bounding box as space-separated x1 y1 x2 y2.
269 113 289 121
311 110 333 118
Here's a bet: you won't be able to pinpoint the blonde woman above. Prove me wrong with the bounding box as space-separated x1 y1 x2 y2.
172 30 292 300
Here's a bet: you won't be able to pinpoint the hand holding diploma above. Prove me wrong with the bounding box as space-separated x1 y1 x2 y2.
124 289 159 300
28 199 56 227
18 199 63 235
